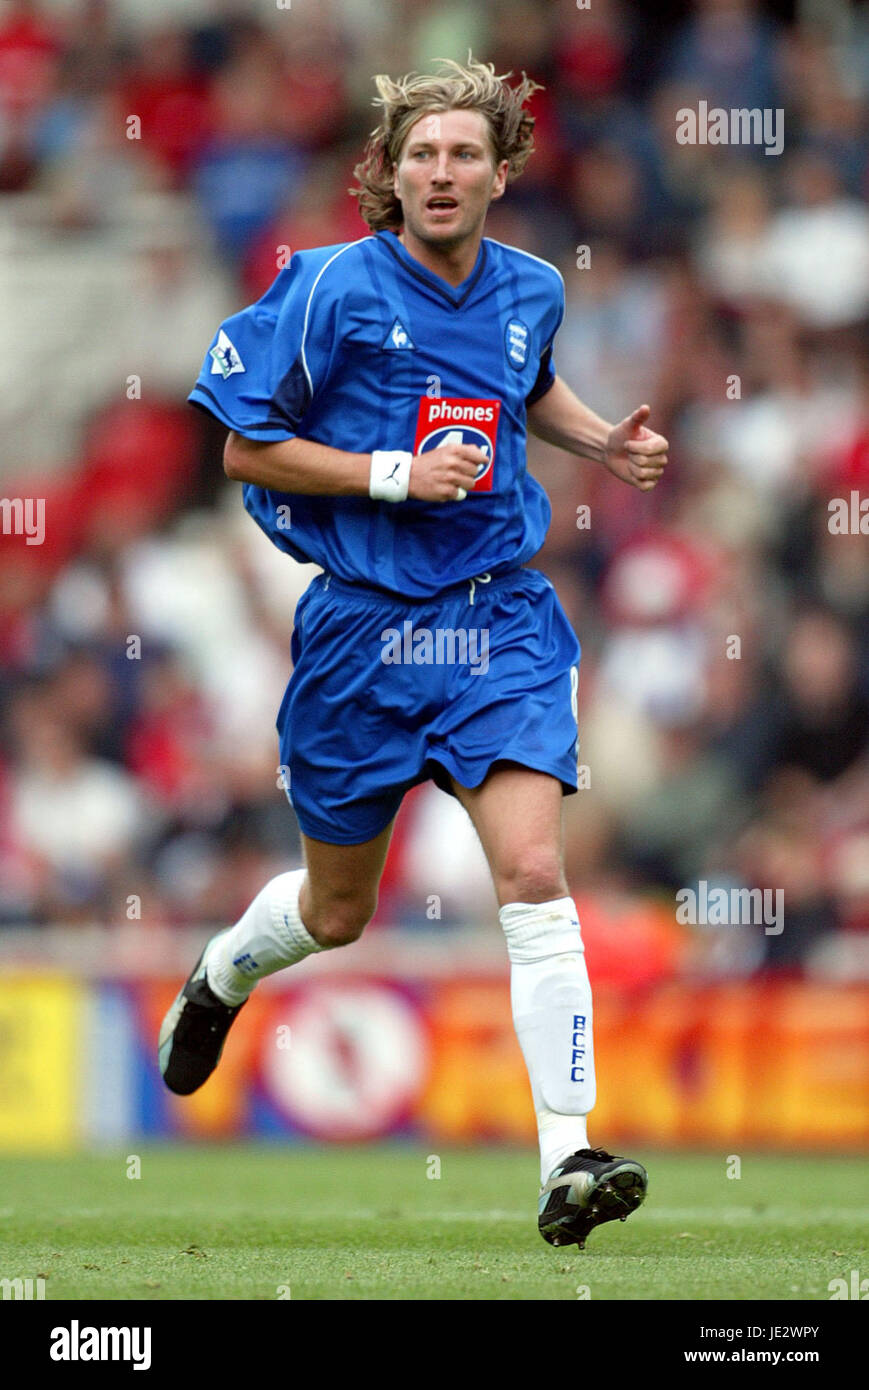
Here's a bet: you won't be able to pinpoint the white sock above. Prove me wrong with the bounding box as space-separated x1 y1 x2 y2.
206 869 323 1006
500 896 596 1185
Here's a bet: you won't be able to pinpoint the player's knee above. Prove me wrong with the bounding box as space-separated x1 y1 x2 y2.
304 890 377 949
499 849 567 906
313 915 368 949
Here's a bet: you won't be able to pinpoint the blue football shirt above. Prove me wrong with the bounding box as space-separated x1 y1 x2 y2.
189 230 565 598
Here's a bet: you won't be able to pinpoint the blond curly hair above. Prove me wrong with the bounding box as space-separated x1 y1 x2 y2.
351 57 542 232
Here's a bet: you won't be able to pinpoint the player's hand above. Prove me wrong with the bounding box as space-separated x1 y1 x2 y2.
604 405 668 491
407 441 487 502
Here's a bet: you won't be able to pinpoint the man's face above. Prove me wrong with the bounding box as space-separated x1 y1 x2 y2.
393 108 508 249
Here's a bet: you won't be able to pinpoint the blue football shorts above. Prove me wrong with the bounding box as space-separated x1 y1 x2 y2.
276 566 581 844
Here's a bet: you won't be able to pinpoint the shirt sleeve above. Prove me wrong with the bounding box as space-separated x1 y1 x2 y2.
525 270 565 408
187 251 338 442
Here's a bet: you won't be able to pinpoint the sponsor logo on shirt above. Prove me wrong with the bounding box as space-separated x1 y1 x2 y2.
505 317 530 370
210 330 245 378
413 397 501 492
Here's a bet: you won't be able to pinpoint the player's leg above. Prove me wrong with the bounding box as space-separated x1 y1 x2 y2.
207 821 395 998
449 763 591 1167
160 570 425 1097
450 763 568 905
451 763 647 1247
297 825 394 946
159 823 393 1095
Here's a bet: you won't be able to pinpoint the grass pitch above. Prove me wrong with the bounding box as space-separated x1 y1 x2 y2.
0 1145 865 1301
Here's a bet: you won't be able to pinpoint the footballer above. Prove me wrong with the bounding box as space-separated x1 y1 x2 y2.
160 58 668 1250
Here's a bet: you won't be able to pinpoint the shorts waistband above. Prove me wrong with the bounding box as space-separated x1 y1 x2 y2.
318 568 525 606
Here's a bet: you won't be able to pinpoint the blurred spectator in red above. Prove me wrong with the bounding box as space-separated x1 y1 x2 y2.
0 0 60 119
125 651 215 813
274 31 349 150
554 0 627 103
77 398 198 535
119 23 214 186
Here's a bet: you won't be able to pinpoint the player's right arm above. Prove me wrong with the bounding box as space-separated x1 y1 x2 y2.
192 249 485 504
223 431 485 504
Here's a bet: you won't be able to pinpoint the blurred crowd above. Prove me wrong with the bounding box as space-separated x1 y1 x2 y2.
0 0 867 981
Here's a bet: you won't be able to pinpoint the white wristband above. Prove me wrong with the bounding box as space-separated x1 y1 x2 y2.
370 450 412 502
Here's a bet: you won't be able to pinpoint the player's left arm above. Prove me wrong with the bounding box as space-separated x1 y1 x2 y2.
527 374 668 492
